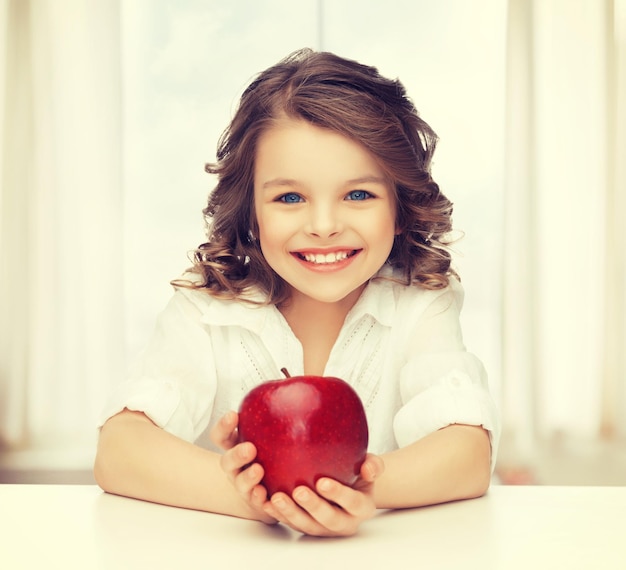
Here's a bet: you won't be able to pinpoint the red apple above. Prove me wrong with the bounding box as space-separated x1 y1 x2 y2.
237 372 369 497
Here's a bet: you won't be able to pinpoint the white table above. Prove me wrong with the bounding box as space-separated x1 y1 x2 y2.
1 484 624 569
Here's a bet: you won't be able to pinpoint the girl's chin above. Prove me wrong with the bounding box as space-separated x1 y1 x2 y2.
283 281 368 306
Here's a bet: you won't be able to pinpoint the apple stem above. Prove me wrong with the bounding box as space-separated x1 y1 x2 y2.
280 367 291 378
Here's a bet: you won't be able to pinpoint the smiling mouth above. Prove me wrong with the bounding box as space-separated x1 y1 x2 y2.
294 249 360 265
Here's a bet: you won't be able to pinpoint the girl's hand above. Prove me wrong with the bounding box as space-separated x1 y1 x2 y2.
262 454 384 537
209 411 276 524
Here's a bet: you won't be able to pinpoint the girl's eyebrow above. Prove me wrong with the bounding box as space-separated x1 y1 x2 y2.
345 175 388 186
262 175 387 190
262 178 299 190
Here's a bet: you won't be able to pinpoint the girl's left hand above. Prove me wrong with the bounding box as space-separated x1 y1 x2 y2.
262 454 384 537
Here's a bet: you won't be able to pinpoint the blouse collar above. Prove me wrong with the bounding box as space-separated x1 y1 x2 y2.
189 264 399 334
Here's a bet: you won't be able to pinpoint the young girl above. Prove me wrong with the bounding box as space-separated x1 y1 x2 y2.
95 48 500 537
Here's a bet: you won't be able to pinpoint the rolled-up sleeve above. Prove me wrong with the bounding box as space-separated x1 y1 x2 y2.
98 289 217 443
392 282 500 470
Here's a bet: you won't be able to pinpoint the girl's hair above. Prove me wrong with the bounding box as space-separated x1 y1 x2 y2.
182 48 455 304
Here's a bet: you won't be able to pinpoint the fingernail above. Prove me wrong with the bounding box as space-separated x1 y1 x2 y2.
294 487 310 502
252 486 266 502
239 442 252 459
318 478 332 492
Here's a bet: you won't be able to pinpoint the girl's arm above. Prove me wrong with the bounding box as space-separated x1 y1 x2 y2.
93 409 276 524
374 423 492 509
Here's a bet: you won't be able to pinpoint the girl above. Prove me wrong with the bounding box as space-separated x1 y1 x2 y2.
94 48 500 537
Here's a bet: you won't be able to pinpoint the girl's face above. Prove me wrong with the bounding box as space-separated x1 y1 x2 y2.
253 118 397 306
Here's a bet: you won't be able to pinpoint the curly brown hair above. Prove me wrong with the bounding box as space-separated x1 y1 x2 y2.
181 48 456 304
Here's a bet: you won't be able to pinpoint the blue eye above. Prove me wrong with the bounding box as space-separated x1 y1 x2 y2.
346 190 372 201
278 193 303 203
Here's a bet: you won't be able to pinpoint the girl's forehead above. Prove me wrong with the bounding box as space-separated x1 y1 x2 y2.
257 118 374 161
256 118 393 184
256 120 384 172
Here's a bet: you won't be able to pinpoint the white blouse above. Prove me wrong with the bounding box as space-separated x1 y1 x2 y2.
99 267 500 469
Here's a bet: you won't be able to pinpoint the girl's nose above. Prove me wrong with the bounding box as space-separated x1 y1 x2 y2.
305 203 343 238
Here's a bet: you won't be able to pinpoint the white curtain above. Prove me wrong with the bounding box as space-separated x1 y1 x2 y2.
1 0 624 476
500 0 626 468
0 0 125 450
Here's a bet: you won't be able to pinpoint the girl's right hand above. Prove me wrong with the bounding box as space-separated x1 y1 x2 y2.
209 411 277 524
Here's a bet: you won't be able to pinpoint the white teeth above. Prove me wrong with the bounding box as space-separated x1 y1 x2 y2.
302 251 351 264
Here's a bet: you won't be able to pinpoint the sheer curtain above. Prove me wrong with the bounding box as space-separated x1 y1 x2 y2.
500 0 626 470
0 0 125 452
1 0 624 478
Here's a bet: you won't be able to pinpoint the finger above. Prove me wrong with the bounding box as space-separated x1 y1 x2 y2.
263 493 293 526
250 483 270 511
360 454 385 482
269 491 328 536
232 461 264 495
263 502 288 526
315 478 375 521
219 441 256 480
210 411 239 450
291 485 357 536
